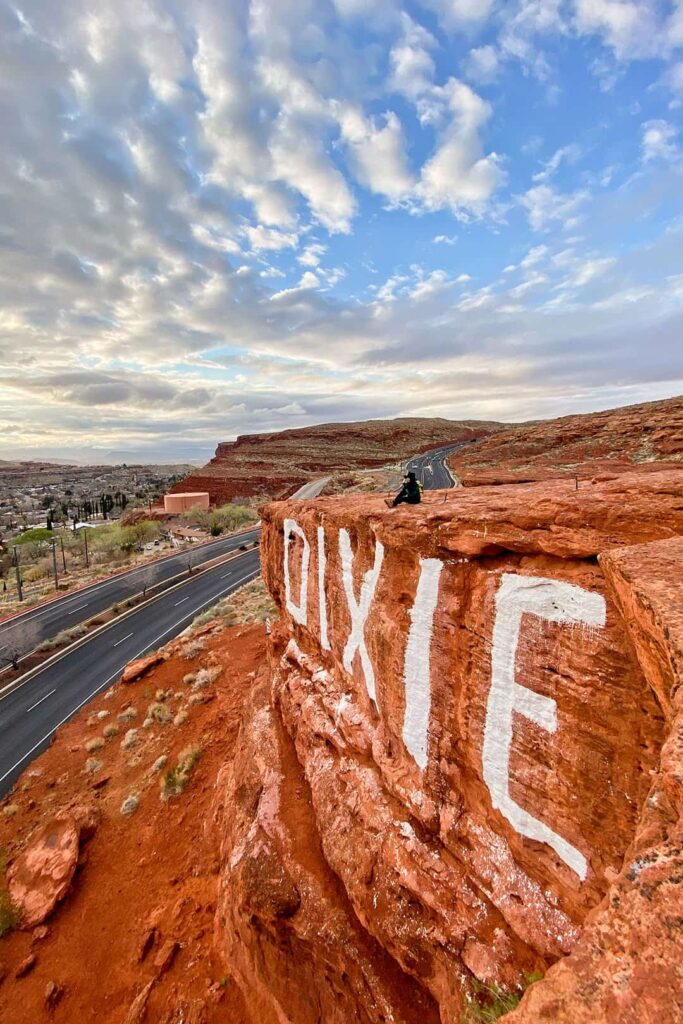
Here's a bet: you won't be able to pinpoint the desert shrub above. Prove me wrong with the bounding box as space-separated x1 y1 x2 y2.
0 848 20 937
147 702 173 724
152 755 168 773
97 709 110 720
121 728 139 750
182 638 206 660
463 974 544 1023
161 745 201 800
118 706 137 723
85 737 104 753
84 757 103 774
192 666 220 690
103 724 119 740
182 672 196 685
173 709 188 727
120 794 140 816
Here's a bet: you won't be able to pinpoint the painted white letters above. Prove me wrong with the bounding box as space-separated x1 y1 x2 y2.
402 559 443 770
483 573 606 880
317 525 330 651
339 529 384 704
283 518 310 626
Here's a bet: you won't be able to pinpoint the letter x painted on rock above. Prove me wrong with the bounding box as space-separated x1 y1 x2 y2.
483 573 606 880
339 528 384 704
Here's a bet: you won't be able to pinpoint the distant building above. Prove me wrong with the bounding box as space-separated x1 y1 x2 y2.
163 491 210 514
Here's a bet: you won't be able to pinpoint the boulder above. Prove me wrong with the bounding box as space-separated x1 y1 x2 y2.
8 805 99 928
215 473 683 1022
121 653 164 684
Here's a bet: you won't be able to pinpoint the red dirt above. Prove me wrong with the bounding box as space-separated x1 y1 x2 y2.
0 623 266 1024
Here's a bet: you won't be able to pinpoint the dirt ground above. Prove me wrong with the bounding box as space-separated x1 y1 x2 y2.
0 620 268 1024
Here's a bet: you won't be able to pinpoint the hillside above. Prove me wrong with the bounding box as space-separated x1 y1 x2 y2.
448 394 683 485
169 417 502 504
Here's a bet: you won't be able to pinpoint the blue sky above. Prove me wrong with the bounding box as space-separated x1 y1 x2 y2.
0 0 682 463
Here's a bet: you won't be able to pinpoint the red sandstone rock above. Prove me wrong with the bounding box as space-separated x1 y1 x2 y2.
121 653 164 683
122 979 155 1024
7 805 99 928
44 980 64 1010
153 939 179 975
15 954 36 978
449 394 683 486
229 471 683 1021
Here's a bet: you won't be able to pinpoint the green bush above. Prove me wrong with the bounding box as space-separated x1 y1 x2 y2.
0 848 20 937
463 974 544 1023
15 527 53 546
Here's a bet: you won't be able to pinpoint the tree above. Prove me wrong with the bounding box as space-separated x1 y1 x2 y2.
1 616 40 671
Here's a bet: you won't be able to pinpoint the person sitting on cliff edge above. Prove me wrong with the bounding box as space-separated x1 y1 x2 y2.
385 470 422 508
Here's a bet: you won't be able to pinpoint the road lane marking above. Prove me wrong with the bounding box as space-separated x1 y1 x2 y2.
112 632 134 647
0 563 261 788
26 689 56 713
174 596 190 606
67 603 89 614
0 531 260 628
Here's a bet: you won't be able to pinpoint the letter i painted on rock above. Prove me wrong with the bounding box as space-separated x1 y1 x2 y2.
402 558 443 770
339 528 384 704
283 518 310 626
317 525 330 650
483 573 606 880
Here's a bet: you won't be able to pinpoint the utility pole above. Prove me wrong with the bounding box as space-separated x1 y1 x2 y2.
51 539 59 590
83 528 89 567
60 535 67 572
13 546 23 602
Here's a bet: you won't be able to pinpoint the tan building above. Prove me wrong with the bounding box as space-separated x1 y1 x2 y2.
163 491 210 514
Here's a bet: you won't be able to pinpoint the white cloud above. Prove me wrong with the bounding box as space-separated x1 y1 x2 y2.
337 106 414 201
433 233 458 244
520 184 587 231
298 243 328 268
463 45 501 85
641 119 679 162
417 0 496 31
389 14 438 100
572 0 666 60
244 225 299 251
532 143 582 182
416 79 505 214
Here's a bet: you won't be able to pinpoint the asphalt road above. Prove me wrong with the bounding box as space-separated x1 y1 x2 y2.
405 442 468 489
0 546 260 798
0 528 260 663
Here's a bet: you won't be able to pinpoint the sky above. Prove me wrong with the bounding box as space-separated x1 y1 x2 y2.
0 0 682 464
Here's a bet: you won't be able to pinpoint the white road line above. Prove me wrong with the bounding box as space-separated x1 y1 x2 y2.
26 689 56 713
174 596 190 606
67 603 89 615
112 631 134 647
0 532 259 628
0 563 261 788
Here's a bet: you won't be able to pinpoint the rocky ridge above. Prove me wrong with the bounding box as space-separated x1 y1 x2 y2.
170 417 502 504
448 394 683 486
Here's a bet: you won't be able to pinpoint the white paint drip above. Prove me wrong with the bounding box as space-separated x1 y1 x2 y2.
482 572 606 881
317 525 330 650
283 518 310 626
339 528 384 705
402 558 443 770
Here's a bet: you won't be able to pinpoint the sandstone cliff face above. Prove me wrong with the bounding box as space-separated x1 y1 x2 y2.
216 470 683 1022
448 394 683 486
171 417 501 504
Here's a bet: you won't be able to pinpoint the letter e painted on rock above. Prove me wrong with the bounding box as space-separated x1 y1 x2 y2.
283 518 310 626
482 573 606 880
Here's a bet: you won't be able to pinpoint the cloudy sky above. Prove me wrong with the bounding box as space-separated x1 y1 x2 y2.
1 0 682 463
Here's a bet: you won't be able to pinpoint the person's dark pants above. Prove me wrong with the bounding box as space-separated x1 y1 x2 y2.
392 494 421 507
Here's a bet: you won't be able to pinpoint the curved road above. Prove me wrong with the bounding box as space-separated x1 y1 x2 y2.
405 442 467 489
0 546 260 797
0 528 260 665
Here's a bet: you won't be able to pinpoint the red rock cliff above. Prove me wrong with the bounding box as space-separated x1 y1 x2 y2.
171 416 501 505
215 470 683 1022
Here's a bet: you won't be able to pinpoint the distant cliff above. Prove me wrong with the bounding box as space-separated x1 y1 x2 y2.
169 417 502 504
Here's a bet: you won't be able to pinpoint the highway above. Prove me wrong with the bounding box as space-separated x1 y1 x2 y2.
0 546 260 798
0 528 260 665
405 442 467 489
